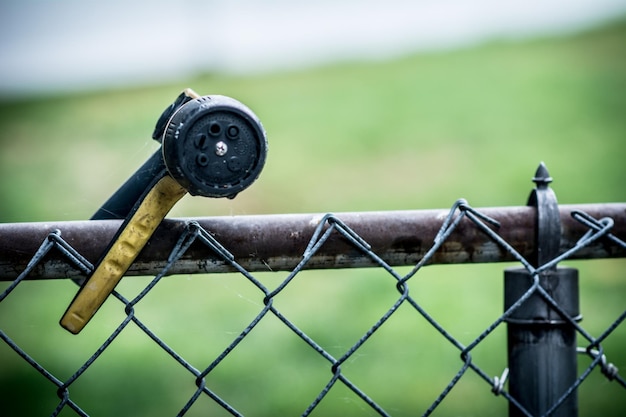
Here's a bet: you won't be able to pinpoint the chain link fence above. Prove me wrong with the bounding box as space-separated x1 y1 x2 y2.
1 184 626 415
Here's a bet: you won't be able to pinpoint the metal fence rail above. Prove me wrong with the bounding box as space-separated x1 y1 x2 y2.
1 170 625 416
2 203 625 280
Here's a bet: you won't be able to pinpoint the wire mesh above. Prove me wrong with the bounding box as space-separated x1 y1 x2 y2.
0 200 624 416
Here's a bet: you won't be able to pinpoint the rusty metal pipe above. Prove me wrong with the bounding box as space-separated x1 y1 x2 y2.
0 203 624 281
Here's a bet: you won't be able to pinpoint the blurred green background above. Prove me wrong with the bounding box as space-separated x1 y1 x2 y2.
1 16 626 417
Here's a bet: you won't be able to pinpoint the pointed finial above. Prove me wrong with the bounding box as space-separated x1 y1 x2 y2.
532 162 553 189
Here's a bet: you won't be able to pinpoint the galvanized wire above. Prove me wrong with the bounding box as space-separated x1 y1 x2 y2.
0 200 624 416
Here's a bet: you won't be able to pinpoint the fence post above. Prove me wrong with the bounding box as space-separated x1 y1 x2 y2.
504 163 580 417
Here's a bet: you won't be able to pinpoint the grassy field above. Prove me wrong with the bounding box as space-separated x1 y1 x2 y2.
1 18 625 416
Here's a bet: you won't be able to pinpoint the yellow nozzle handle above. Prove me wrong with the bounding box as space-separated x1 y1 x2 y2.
60 175 187 334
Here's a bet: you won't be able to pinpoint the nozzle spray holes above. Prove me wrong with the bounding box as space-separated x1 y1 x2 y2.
195 133 208 149
196 153 209 167
208 122 222 136
227 125 239 139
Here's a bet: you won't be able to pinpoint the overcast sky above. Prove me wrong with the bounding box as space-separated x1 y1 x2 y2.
1 0 625 96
